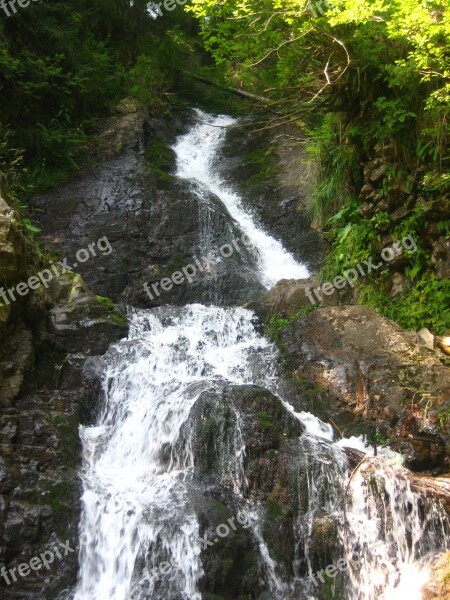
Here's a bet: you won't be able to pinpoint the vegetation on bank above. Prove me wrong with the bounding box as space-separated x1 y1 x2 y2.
0 0 234 200
188 0 450 335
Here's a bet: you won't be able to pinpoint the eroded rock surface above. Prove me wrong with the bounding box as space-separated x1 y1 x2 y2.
0 193 127 600
281 305 450 471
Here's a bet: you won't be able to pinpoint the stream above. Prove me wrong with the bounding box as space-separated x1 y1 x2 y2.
73 110 449 600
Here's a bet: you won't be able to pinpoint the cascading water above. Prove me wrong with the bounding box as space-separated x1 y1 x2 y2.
173 109 309 289
74 111 449 600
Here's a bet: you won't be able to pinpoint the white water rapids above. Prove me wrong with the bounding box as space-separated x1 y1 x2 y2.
73 111 449 600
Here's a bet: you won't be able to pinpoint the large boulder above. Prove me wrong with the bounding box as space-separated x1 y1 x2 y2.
174 385 346 599
281 305 450 471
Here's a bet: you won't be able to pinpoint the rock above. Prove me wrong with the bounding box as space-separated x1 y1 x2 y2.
359 201 377 218
47 273 128 355
390 272 410 297
0 323 33 407
174 385 341 597
280 305 450 471
422 551 450 599
364 158 387 182
0 195 25 283
215 122 326 271
390 206 411 223
417 328 435 351
0 205 127 598
245 277 337 319
431 236 450 281
115 97 139 115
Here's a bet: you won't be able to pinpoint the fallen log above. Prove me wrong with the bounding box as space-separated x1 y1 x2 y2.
344 447 450 512
181 71 271 104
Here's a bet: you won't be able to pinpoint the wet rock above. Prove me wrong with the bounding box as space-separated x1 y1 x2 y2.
215 122 326 272
0 252 127 598
422 551 450 599
245 277 337 320
48 273 128 354
281 306 450 471
0 323 33 407
175 385 346 597
30 110 266 308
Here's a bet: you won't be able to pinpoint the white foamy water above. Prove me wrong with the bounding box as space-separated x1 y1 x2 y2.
343 456 448 600
173 109 309 288
74 306 279 599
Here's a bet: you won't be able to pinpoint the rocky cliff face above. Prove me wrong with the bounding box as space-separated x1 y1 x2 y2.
0 177 127 597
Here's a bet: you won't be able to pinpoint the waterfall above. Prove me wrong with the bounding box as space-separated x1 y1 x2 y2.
173 109 309 289
73 111 449 600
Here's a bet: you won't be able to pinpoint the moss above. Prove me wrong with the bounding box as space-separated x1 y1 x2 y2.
51 412 81 469
45 480 73 520
109 312 127 327
96 295 127 327
96 295 115 310
256 411 273 430
144 137 175 184
28 478 75 533
266 498 283 517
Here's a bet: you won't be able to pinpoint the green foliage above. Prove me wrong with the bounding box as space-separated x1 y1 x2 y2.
129 55 169 114
306 114 361 226
264 315 290 343
0 0 203 195
320 201 381 282
188 0 450 227
96 295 127 327
96 295 115 310
21 217 42 239
358 274 450 335
373 97 417 140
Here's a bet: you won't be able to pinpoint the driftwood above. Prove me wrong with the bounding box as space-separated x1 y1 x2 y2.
410 474 450 510
344 447 450 512
182 72 270 105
